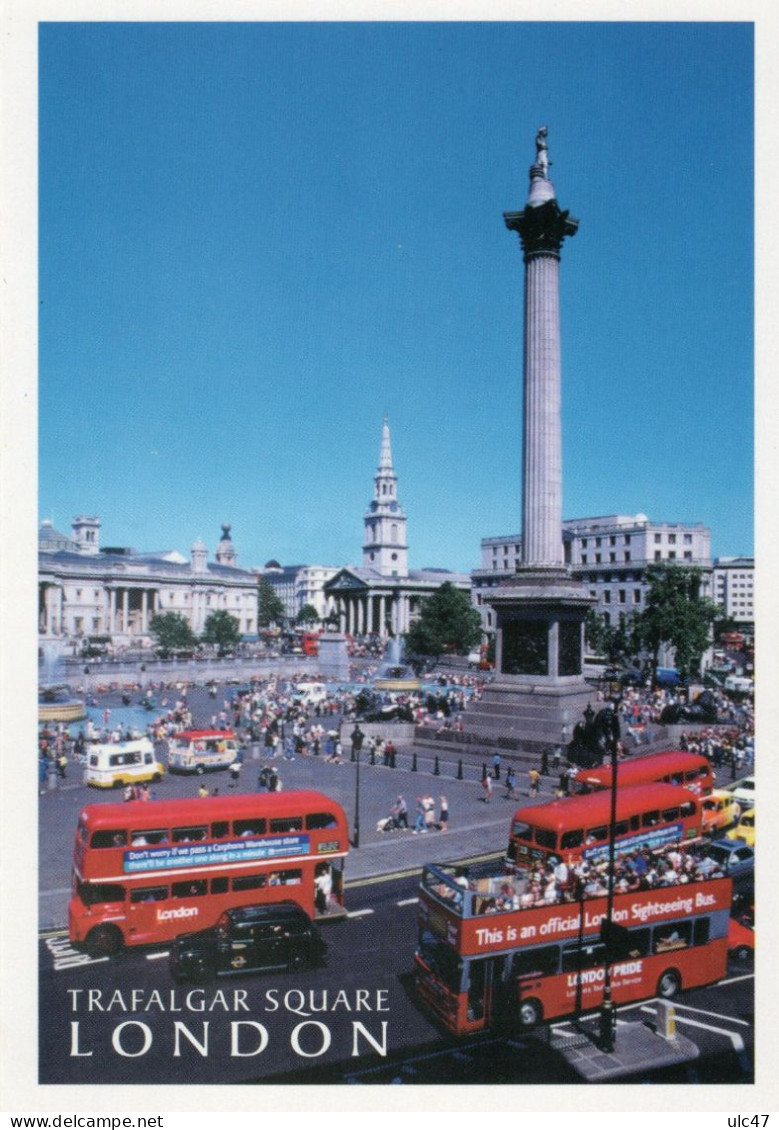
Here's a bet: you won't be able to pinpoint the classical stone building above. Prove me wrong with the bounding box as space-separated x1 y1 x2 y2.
258 561 339 624
474 515 714 634
39 518 258 645
322 416 470 636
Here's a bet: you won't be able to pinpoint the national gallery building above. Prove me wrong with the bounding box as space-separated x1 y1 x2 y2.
38 517 258 645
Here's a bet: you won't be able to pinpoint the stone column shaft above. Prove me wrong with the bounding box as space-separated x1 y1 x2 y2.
523 253 563 567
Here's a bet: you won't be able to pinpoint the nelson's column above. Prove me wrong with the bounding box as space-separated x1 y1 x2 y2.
464 127 594 754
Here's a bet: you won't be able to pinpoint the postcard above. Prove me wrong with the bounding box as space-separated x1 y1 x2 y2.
2 1 777 1118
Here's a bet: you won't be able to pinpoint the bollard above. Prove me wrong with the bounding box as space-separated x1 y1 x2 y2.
457 759 463 780
350 748 356 762
434 756 440 776
482 762 487 782
656 1000 677 1041
411 752 417 772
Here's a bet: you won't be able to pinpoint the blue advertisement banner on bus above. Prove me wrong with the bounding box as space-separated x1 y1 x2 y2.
123 835 310 873
582 823 684 862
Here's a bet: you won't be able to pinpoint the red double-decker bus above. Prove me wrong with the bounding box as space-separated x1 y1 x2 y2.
302 631 320 657
414 860 731 1035
69 791 348 956
507 783 702 870
574 751 715 798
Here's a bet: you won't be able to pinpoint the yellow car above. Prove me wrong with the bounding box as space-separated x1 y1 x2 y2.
701 790 741 835
727 806 755 847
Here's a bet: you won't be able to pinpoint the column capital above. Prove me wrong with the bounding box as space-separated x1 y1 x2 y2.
504 199 578 261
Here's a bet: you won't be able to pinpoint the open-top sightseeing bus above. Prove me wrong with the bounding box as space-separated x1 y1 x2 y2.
574 750 715 797
414 861 731 1035
69 791 348 956
507 783 702 870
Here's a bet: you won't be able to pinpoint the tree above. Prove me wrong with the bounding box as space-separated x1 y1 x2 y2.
150 612 196 657
202 610 242 656
296 604 320 627
585 610 640 665
633 564 719 680
404 582 482 660
257 577 286 628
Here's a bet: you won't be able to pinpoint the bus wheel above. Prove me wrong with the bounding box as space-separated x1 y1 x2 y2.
152 773 161 783
196 766 205 776
517 998 543 1032
733 945 753 964
86 924 123 958
656 969 681 999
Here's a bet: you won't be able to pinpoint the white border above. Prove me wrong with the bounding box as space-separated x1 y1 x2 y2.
2 0 777 1115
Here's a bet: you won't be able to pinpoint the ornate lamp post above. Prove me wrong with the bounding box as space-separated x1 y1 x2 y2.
353 744 361 849
598 698 622 1052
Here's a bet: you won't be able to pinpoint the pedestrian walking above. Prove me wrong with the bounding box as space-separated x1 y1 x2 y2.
198 782 209 798
528 767 541 796
492 753 502 780
229 760 241 788
438 795 449 832
504 767 517 800
412 796 428 833
424 793 436 831
392 795 409 829
553 745 562 771
482 773 493 803
559 769 569 796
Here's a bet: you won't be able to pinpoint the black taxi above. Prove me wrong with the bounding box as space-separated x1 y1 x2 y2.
169 901 327 983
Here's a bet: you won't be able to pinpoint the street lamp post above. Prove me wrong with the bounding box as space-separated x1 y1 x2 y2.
598 700 621 1052
353 747 361 849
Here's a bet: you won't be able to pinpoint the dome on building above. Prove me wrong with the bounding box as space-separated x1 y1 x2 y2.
264 559 282 570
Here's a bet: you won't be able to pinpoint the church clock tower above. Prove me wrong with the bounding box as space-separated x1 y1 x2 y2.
362 416 409 578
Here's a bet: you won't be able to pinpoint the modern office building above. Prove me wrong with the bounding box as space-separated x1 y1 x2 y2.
712 556 754 627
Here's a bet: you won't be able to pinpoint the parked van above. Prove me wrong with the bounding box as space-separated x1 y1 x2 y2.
84 738 165 789
293 682 328 706
167 730 240 775
724 674 753 695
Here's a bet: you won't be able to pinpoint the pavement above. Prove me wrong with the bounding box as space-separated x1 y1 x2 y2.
37 679 690 925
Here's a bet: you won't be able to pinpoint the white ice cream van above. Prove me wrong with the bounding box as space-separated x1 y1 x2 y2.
84 738 165 789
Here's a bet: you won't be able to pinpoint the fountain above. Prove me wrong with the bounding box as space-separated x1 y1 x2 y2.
39 639 86 724
373 636 422 692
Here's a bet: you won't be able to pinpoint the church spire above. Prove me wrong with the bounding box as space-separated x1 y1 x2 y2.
378 414 393 472
362 416 408 578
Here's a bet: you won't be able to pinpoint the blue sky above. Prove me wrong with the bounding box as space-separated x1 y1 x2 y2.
39 21 753 574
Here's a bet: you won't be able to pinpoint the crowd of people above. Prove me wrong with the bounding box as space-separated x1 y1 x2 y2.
455 841 733 917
